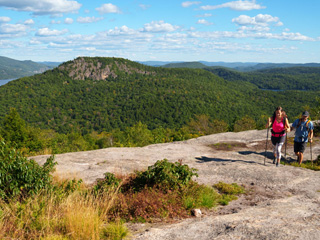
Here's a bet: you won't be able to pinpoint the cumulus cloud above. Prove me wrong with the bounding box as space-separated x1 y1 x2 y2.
64 18 73 24
0 23 28 38
105 26 137 35
50 20 61 24
77 16 103 23
142 20 179 33
196 13 212 18
0 23 27 33
232 14 282 27
36 27 68 36
96 3 121 14
0 0 82 15
197 19 213 26
24 19 34 25
182 1 201 8
139 4 151 10
0 16 11 22
200 0 266 11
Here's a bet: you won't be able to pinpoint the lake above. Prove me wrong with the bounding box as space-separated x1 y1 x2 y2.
0 78 15 86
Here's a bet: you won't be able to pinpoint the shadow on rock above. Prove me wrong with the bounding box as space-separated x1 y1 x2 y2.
195 156 263 165
238 150 272 158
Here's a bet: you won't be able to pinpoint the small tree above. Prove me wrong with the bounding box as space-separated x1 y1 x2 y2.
233 116 256 132
0 108 28 148
0 141 57 201
125 122 153 147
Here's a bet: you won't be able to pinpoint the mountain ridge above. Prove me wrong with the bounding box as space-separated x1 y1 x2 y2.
0 56 55 80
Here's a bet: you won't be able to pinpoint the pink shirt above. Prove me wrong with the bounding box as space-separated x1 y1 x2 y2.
272 118 286 136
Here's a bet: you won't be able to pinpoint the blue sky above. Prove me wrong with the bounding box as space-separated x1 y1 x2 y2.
0 0 319 63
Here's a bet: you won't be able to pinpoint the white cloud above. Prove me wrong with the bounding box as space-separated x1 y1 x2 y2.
0 23 28 38
275 21 283 27
24 19 34 25
104 26 137 36
196 13 212 18
182 1 201 8
77 16 103 23
36 27 68 36
51 20 61 24
0 0 82 15
197 19 213 26
142 20 179 33
238 25 270 32
139 4 151 10
96 3 121 14
232 14 282 27
64 18 73 24
0 16 11 22
200 0 266 11
0 23 27 33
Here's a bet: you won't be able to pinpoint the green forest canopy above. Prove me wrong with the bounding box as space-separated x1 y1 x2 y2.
0 57 319 136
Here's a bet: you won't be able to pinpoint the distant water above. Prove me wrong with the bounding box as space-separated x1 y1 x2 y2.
0 78 16 86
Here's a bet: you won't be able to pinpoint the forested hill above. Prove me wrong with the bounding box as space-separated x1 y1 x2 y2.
0 56 52 80
0 57 319 135
205 66 320 91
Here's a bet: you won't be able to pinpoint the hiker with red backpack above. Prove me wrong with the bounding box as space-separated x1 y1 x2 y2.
266 106 290 167
291 111 314 165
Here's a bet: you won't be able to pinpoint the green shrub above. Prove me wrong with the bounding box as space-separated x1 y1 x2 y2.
213 182 245 206
102 219 129 240
133 159 198 191
93 172 121 195
182 182 220 209
213 182 245 195
0 141 57 201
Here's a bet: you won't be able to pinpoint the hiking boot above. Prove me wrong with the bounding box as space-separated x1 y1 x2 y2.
276 162 279 167
273 157 276 164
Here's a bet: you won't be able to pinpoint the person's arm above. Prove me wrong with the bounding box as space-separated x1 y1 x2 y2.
285 118 290 132
266 117 272 128
309 129 313 143
291 119 297 131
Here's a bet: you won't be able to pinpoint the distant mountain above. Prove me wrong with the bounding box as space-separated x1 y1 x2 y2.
37 61 61 68
205 66 320 91
140 60 320 72
139 61 180 67
0 56 54 80
162 62 207 69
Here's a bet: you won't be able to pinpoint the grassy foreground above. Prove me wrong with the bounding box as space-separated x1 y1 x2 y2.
0 148 245 240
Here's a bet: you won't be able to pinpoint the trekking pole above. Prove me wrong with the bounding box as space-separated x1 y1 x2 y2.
264 127 269 166
284 133 287 165
310 141 313 166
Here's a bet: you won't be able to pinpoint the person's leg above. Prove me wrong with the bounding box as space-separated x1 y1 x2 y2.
294 141 300 163
275 135 285 166
298 152 303 164
294 141 306 165
272 144 276 164
271 136 277 164
275 142 284 166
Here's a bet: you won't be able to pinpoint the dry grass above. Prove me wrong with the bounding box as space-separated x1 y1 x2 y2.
0 177 128 240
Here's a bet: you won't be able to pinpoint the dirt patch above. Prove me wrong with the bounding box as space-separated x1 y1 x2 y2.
209 142 247 151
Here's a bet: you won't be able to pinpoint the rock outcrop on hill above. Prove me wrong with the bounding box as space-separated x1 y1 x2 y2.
32 129 320 240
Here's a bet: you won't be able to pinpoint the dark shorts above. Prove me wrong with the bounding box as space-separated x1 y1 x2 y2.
271 135 286 145
294 141 307 153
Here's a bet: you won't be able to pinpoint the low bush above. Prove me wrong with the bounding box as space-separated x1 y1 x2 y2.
132 159 198 191
0 140 57 201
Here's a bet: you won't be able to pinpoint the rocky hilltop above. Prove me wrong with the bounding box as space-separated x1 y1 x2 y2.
32 129 320 240
58 57 155 80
